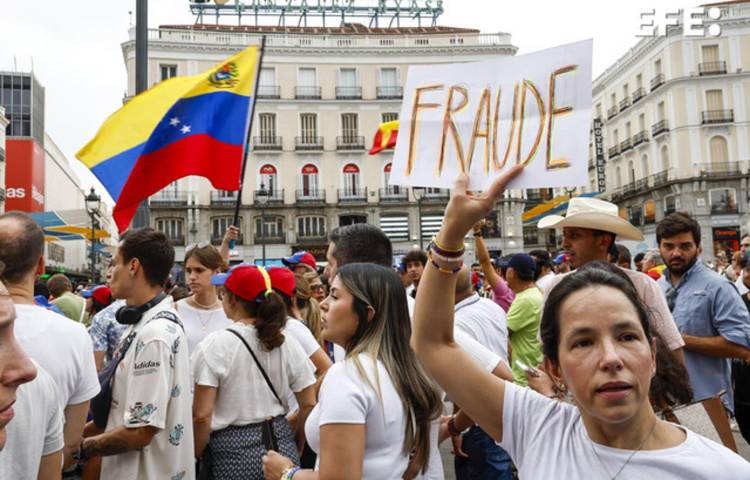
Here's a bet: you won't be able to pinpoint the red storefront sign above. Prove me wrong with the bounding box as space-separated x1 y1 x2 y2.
6 139 45 212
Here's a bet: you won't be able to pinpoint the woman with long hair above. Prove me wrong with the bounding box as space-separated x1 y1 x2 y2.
411 167 750 479
176 243 233 353
263 263 443 479
293 272 323 347
192 265 317 479
304 271 326 304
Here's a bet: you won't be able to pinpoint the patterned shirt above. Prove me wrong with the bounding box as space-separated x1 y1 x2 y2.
101 296 195 480
89 300 128 363
659 261 750 408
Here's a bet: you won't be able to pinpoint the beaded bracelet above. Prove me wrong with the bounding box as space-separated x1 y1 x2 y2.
281 466 301 480
429 248 465 265
430 237 465 257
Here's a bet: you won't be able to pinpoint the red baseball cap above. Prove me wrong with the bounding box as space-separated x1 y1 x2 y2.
282 251 317 272
211 264 273 302
267 266 296 298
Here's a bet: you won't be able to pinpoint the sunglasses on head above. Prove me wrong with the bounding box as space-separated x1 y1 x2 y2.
186 241 211 253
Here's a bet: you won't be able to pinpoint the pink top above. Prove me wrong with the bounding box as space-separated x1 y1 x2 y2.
490 277 516 313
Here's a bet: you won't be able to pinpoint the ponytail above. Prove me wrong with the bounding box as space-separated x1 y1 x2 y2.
228 290 287 351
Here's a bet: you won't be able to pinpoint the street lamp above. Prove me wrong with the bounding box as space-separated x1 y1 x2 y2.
85 187 101 284
257 182 269 266
412 187 426 250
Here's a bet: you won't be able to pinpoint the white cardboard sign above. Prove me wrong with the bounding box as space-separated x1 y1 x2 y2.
390 39 593 191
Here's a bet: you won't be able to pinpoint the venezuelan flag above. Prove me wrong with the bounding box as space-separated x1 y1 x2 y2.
77 46 259 232
368 120 399 155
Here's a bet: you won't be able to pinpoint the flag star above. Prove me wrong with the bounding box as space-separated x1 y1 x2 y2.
169 117 180 126
180 125 192 134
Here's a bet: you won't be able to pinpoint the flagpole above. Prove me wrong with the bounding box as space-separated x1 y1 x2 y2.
231 35 266 249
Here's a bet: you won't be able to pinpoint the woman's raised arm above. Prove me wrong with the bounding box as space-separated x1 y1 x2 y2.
410 166 522 442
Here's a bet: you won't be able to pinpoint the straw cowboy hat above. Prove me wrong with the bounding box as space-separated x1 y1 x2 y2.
538 197 644 241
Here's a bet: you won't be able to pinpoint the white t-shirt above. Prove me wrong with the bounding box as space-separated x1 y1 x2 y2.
101 297 195 480
455 293 509 362
407 293 501 372
535 272 557 295
283 317 322 413
736 275 749 296
0 363 63 480
175 299 233 354
500 382 750 479
191 322 316 431
305 354 409 479
14 304 100 409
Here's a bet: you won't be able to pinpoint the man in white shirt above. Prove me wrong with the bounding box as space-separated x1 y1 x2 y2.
528 250 556 294
736 235 750 295
0 211 100 471
452 267 512 480
78 228 195 480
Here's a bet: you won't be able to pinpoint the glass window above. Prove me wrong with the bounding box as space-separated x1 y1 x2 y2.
341 113 358 140
255 216 284 238
300 113 317 141
297 216 326 238
709 188 737 214
664 195 678 215
259 113 276 142
156 218 184 241
160 65 177 81
339 215 366 227
382 112 399 123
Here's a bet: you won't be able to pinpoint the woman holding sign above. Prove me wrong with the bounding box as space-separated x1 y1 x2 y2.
410 165 750 479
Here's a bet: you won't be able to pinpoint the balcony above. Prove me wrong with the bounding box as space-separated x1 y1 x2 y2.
608 145 620 159
257 85 280 99
254 234 285 244
635 178 650 191
338 188 368 204
295 136 324 151
701 109 734 125
379 188 408 203
376 86 403 99
632 130 649 147
632 87 646 104
336 136 366 151
253 189 284 205
295 86 322 99
651 119 669 137
622 181 638 194
253 136 282 151
150 191 189 207
619 97 631 112
335 86 362 99
422 189 450 202
295 189 326 204
211 234 244 246
650 73 665 91
652 170 669 187
619 138 633 153
168 235 186 246
698 61 727 76
607 106 618 120
210 191 238 206
700 162 743 176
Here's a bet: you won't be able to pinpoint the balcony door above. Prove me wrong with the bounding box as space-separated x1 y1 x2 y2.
341 113 358 143
384 163 400 194
300 113 317 144
259 113 276 144
706 89 724 111
260 164 277 194
343 164 360 196
301 164 319 196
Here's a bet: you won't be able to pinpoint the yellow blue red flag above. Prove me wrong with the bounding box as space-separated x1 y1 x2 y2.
77 46 260 232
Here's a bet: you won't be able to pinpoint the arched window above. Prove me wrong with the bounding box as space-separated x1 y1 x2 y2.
301 164 319 196
615 166 622 189
641 154 650 178
383 163 401 195
342 163 360 196
627 160 635 184
709 135 729 167
260 164 277 193
660 145 670 172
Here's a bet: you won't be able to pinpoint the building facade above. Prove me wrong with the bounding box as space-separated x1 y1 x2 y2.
122 23 527 264
587 1 750 259
0 106 7 212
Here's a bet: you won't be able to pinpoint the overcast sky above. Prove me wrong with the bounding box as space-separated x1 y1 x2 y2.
1 0 690 205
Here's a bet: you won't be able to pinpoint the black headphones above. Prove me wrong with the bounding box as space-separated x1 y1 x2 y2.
115 292 168 325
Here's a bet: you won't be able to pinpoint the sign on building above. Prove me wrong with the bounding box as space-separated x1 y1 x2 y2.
593 118 606 192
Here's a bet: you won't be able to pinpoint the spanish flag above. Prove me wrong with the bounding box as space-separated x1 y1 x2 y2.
368 120 399 155
77 46 260 232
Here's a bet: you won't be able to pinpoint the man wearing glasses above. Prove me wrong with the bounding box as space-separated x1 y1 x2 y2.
657 212 750 452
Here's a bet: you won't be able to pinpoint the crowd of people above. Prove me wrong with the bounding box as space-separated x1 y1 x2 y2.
0 167 749 479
